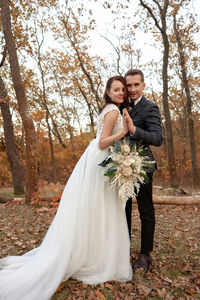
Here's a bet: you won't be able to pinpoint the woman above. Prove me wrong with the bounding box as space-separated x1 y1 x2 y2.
0 76 133 300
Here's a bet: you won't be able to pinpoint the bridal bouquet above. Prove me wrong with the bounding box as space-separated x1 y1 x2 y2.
99 140 155 209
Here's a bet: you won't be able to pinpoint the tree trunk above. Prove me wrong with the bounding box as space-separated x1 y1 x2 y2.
139 0 177 186
162 123 167 156
0 76 24 195
162 29 176 186
0 1 38 203
46 114 56 182
179 115 187 167
75 78 96 136
173 14 199 189
34 29 57 182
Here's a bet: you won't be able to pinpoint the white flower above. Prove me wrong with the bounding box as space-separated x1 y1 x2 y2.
122 166 133 177
121 144 130 154
123 158 136 167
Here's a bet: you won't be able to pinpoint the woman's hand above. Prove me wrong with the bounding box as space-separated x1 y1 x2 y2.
122 111 129 134
123 109 135 134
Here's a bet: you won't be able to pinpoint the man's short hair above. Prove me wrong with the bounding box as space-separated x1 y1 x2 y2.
125 69 144 82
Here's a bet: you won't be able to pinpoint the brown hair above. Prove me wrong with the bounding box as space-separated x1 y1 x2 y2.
125 69 144 82
100 75 129 112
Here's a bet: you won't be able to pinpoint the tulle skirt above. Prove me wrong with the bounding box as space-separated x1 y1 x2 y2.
0 137 132 300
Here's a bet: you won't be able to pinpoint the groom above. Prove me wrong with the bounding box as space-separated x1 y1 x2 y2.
124 69 163 271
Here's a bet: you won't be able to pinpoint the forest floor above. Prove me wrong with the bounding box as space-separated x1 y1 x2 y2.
0 186 200 299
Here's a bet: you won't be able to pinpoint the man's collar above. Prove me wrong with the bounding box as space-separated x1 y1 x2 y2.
129 95 143 106
134 95 143 105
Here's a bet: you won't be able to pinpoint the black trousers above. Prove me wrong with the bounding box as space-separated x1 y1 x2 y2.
125 174 155 253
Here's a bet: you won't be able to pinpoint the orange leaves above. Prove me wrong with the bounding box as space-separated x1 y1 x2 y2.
104 282 114 290
0 153 12 186
49 195 60 208
95 290 106 300
1 199 200 298
50 202 59 207
30 191 40 206
55 282 66 293
29 181 64 208
0 95 10 104
31 109 46 122
51 196 59 203
57 190 63 199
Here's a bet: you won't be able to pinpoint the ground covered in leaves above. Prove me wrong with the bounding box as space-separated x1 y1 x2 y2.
0 199 200 299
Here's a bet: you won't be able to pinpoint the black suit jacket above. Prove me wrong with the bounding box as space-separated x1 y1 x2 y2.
128 95 163 173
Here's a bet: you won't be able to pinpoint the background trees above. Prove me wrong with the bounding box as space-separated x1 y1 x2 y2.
172 3 199 189
0 0 199 197
0 74 24 195
0 0 37 202
139 0 177 187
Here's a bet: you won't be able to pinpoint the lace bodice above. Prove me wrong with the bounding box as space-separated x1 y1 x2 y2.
96 104 123 136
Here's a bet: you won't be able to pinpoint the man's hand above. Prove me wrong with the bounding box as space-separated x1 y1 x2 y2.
123 109 135 134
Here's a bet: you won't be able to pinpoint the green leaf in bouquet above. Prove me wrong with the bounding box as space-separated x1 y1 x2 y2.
139 172 149 181
130 143 137 152
104 166 117 178
138 147 147 156
143 160 155 172
114 141 121 152
143 160 155 167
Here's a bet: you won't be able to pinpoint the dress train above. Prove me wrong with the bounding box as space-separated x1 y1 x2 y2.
0 135 132 300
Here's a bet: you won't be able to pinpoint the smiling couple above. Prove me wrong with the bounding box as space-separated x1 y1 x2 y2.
0 69 163 300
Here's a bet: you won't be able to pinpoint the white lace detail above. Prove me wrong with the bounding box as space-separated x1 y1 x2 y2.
97 104 123 136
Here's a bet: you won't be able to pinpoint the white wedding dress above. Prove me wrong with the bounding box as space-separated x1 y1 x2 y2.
0 104 132 300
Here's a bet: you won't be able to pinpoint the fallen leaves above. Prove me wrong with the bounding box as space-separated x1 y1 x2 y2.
104 282 114 290
0 201 200 299
96 290 106 300
161 275 173 285
137 283 152 296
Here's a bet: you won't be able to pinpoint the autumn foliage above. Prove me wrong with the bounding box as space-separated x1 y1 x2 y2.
0 0 199 195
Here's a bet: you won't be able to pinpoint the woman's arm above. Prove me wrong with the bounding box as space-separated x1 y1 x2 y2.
99 110 128 150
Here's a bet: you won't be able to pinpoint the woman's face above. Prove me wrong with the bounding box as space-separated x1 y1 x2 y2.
107 80 125 107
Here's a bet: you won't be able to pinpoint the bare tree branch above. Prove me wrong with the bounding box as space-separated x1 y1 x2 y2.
101 35 122 75
139 0 163 33
152 0 162 14
59 16 102 106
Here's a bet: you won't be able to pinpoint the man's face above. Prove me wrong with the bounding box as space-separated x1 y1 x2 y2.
126 75 145 102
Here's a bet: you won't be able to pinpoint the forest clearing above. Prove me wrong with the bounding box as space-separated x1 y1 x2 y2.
0 185 200 299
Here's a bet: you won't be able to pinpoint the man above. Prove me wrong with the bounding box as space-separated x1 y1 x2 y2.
124 69 163 271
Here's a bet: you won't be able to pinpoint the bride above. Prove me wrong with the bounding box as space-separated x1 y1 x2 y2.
0 75 133 300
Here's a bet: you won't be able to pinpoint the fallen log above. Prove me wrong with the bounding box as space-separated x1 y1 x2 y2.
0 197 13 203
1 195 200 205
133 195 200 205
